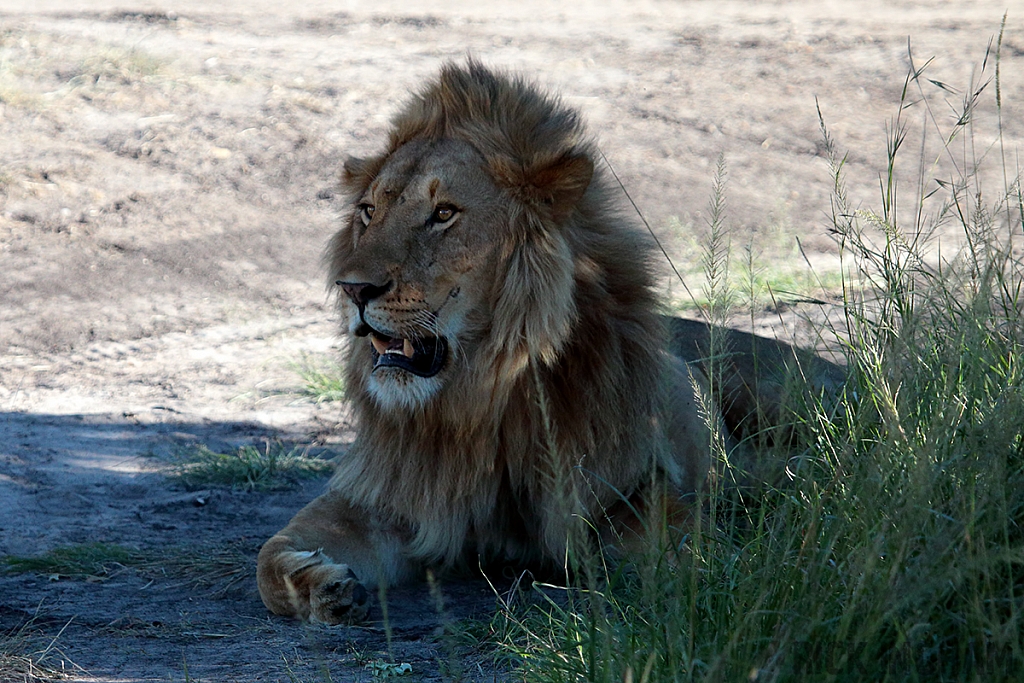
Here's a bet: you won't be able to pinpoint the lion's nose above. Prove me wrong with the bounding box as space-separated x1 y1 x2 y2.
338 281 392 307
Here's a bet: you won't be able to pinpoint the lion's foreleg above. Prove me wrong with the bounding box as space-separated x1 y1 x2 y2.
256 489 414 624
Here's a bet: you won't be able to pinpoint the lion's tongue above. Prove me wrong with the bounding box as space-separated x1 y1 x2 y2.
371 336 415 358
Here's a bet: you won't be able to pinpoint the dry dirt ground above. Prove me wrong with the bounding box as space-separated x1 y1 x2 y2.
0 1 1022 681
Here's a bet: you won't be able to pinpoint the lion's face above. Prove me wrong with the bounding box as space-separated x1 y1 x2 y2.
330 138 509 410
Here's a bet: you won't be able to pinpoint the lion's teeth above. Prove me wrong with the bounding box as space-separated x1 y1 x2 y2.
370 335 416 359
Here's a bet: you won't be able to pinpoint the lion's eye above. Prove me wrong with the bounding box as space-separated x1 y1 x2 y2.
359 204 375 225
431 205 458 226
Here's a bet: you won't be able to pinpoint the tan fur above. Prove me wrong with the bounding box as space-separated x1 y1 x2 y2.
256 61 843 624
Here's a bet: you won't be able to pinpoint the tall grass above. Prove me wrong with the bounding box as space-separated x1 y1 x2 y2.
494 30 1024 683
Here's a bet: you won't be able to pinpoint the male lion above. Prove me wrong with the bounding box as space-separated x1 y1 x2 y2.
257 61 842 624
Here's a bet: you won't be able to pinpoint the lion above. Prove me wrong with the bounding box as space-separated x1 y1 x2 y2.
256 60 843 624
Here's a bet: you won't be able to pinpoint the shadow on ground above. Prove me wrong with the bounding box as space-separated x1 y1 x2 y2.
0 412 507 682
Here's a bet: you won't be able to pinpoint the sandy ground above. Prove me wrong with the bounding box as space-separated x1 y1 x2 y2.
0 1 1021 681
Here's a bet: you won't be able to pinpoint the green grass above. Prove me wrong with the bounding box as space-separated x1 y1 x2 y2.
2 541 254 597
81 46 165 85
491 27 1024 683
665 264 845 314
660 187 846 314
170 441 334 491
1 542 145 579
294 353 348 404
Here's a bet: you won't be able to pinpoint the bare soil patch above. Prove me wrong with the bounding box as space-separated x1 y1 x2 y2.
1 1 1021 680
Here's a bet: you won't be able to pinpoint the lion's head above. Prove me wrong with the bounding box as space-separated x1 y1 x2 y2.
327 61 646 414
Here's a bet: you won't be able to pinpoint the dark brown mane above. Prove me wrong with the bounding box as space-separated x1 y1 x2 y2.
329 60 681 568
390 60 589 172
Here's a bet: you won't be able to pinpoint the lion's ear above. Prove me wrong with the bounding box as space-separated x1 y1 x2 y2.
342 155 381 191
492 153 594 225
530 153 594 223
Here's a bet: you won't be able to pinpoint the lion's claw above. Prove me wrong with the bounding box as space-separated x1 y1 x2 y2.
310 567 370 625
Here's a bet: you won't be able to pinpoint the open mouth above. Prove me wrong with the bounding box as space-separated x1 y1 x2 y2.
356 324 448 378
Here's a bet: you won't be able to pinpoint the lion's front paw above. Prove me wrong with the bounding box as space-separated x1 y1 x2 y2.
309 566 370 625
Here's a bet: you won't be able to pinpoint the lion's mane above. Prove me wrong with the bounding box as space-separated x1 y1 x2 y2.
326 61 687 569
